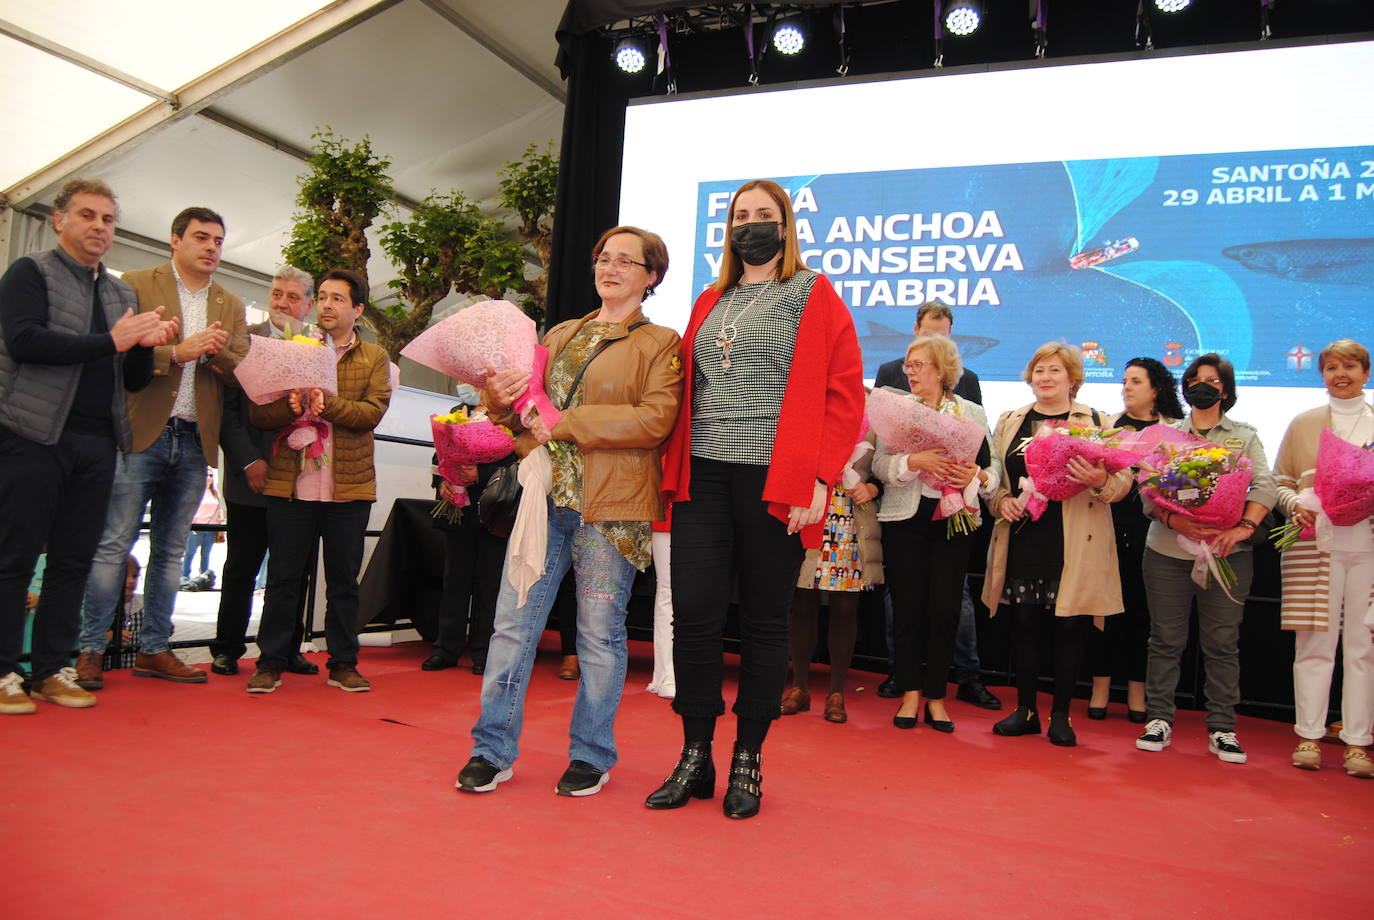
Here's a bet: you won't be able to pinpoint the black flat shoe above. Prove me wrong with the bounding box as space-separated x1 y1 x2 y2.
210 655 238 676
645 742 715 809
471 661 486 675
421 654 457 671
722 743 762 819
286 653 319 675
992 707 1042 736
877 676 900 699
1048 711 1077 747
1128 709 1148 724
923 704 955 733
956 679 1002 711
893 714 918 730
1087 706 1108 721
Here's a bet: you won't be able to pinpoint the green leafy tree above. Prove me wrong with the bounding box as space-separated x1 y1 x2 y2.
282 129 392 280
498 141 559 322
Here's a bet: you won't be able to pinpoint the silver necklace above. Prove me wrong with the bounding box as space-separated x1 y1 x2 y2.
714 279 772 371
1330 401 1373 442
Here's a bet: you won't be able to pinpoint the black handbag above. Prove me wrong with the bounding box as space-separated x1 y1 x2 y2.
476 321 650 538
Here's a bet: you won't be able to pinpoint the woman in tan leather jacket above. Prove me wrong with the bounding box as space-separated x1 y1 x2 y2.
456 226 684 799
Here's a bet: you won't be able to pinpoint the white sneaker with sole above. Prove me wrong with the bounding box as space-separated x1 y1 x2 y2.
1136 718 1172 752
1208 730 1247 764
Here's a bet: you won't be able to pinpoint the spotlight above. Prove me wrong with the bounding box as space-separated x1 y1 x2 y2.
1154 0 1191 11
773 16 806 55
614 37 647 74
945 1 981 37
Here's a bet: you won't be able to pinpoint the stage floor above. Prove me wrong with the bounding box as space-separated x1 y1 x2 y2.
8 636 1373 917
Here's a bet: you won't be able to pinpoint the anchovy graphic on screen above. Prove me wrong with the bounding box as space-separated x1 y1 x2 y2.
1221 239 1374 288
858 321 999 360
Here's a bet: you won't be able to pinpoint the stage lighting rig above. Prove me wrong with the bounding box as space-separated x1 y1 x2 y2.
1155 0 1191 12
613 36 648 74
945 1 982 37
773 14 806 55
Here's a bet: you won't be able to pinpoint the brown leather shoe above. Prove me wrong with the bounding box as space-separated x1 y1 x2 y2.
75 650 104 691
823 692 847 723
558 655 580 681
132 650 208 683
780 686 810 715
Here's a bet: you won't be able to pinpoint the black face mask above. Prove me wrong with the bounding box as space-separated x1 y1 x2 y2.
730 221 783 266
1184 382 1223 410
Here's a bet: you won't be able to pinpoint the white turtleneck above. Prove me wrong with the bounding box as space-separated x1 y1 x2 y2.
1328 392 1374 551
1329 393 1374 447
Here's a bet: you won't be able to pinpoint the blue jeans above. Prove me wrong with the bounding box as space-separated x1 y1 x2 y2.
470 503 637 773
80 421 207 654
182 530 215 578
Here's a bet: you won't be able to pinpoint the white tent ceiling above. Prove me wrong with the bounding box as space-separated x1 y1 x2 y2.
1 0 569 301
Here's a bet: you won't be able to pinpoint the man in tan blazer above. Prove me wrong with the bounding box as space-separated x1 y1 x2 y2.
76 207 247 688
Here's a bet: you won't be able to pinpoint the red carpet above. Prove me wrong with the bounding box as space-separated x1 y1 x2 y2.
8 637 1373 917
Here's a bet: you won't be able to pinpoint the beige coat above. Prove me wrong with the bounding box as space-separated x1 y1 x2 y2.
121 262 248 464
980 401 1132 617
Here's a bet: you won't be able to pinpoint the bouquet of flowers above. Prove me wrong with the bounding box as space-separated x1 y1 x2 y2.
1272 428 1374 551
867 387 986 537
1139 439 1253 595
401 299 562 429
236 325 339 471
430 406 516 523
1019 423 1152 520
233 325 337 405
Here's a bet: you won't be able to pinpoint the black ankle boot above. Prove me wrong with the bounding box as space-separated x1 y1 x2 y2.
722 742 762 820
645 742 715 809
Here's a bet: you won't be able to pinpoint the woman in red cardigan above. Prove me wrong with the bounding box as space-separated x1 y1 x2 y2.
645 179 864 819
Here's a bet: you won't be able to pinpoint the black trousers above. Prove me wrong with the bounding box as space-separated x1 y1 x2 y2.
432 521 505 664
882 498 973 700
1087 530 1149 683
258 497 370 669
0 426 116 681
670 459 805 723
210 500 307 661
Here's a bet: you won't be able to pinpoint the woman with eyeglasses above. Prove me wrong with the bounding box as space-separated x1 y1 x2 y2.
647 179 864 819
455 226 684 798
1135 353 1276 765
873 335 998 734
982 342 1132 748
1086 357 1184 722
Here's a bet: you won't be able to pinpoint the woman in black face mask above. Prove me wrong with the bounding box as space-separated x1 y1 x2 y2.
649 179 865 819
1135 353 1276 766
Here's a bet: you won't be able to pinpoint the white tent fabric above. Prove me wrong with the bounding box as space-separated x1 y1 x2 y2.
1 0 568 306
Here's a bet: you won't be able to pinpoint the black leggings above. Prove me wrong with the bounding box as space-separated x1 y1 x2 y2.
672 459 806 751
1011 602 1087 714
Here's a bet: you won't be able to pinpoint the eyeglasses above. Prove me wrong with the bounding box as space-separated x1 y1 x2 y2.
592 256 646 272
904 360 934 373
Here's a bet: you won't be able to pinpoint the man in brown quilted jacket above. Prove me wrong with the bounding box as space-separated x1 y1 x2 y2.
245 269 392 693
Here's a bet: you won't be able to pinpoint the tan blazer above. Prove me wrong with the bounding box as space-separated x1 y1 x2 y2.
121 262 248 464
980 401 1132 618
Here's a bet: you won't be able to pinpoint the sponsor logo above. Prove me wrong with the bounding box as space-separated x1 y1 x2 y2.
1081 341 1107 366
1285 344 1315 371
1163 342 1183 368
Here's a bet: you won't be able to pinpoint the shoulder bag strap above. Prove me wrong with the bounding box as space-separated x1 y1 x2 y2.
559 320 650 411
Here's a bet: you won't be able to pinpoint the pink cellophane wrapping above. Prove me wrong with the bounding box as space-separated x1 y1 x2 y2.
401 300 561 427
1314 427 1374 526
431 415 515 508
234 334 338 405
867 388 984 490
1023 424 1152 502
1139 438 1254 529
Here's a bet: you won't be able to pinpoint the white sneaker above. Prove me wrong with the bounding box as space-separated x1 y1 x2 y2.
1136 719 1172 752
1208 731 1248 764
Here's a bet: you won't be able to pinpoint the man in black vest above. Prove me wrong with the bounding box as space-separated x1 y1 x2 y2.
0 179 176 714
209 266 319 676
873 301 1000 710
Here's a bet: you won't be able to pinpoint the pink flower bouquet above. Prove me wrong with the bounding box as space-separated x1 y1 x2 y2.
233 332 338 405
867 387 986 535
1139 438 1253 595
1020 423 1153 520
1315 427 1374 526
401 300 561 429
430 407 516 523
